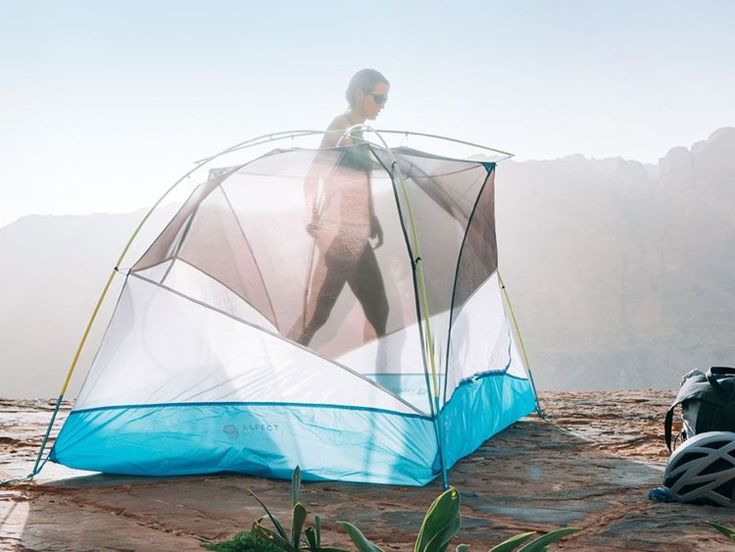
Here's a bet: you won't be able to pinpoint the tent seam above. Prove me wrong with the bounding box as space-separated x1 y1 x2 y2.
68 400 432 420
443 169 495 405
160 203 200 285
219 185 280 328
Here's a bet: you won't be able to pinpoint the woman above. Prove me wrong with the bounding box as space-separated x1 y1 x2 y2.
292 69 391 349
320 68 390 149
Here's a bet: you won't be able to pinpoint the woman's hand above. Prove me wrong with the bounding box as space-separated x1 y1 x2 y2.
371 215 383 248
306 220 319 238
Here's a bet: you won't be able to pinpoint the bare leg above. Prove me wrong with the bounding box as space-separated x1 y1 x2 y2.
348 244 391 388
294 236 354 346
348 243 388 338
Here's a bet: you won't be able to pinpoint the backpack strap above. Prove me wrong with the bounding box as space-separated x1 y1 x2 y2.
665 368 735 450
664 406 676 451
706 367 735 402
709 366 735 375
664 370 711 451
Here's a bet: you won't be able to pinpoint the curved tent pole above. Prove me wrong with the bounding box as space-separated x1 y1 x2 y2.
26 161 213 480
497 270 544 418
218 128 515 162
365 128 441 395
20 128 515 485
360 129 514 159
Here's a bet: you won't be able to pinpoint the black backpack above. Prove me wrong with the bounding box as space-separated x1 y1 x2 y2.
665 366 735 451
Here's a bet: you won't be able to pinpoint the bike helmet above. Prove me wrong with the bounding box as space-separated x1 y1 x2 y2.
664 431 735 506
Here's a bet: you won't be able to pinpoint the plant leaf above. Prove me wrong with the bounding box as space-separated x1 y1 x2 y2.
249 489 289 541
456 545 470 552
337 521 384 552
305 527 318 550
252 520 298 552
292 503 307 549
708 521 735 542
315 515 322 546
517 528 580 552
488 531 536 552
414 487 462 552
424 528 462 552
292 466 302 506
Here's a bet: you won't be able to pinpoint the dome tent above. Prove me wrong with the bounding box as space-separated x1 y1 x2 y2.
43 129 539 486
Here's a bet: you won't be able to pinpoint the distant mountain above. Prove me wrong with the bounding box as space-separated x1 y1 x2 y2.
498 127 735 390
0 207 178 399
1 129 734 397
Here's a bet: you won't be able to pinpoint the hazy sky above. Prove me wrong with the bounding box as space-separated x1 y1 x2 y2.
1 1 734 227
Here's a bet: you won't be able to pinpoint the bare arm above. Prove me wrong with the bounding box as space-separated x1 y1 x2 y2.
319 114 352 148
302 115 352 232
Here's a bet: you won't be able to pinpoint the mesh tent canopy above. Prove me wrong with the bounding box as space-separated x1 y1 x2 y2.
48 130 538 486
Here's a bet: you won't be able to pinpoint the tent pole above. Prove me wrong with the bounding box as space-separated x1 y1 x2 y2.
363 126 441 396
360 129 514 159
27 261 122 478
26 169 207 479
497 270 544 418
366 126 450 488
202 129 514 163
27 395 64 477
25 146 254 480
433 397 449 490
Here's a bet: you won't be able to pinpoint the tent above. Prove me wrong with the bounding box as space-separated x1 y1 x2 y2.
45 130 539 486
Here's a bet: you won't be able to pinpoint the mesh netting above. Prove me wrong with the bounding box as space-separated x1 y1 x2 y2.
78 145 519 414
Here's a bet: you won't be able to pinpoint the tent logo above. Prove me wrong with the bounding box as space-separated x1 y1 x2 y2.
223 424 240 440
223 422 279 439
242 423 279 433
398 386 428 397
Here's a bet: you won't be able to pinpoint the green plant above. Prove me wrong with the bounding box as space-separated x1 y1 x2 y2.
203 530 283 552
488 527 581 552
207 466 349 552
708 521 735 543
205 471 579 552
249 467 350 552
338 487 579 552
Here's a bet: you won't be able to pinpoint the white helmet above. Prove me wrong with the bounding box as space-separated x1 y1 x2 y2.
664 431 735 506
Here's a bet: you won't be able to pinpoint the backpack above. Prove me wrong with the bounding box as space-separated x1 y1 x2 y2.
665 366 735 451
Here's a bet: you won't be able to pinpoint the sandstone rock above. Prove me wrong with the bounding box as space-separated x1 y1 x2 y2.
1 391 734 551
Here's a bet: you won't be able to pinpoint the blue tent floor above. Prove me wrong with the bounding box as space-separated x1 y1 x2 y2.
0 391 726 551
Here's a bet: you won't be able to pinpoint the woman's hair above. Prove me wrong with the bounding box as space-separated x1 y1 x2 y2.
345 69 389 106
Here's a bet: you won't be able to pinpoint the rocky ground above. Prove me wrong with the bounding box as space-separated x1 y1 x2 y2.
2 391 735 551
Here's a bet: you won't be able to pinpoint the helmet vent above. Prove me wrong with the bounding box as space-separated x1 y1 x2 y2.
678 451 708 464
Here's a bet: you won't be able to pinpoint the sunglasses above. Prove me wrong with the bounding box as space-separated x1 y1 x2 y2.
367 92 388 105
